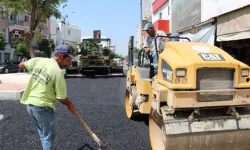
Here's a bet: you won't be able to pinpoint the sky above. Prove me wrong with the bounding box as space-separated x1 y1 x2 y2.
58 0 141 56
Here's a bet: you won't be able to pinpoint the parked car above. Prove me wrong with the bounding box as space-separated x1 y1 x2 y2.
0 63 20 74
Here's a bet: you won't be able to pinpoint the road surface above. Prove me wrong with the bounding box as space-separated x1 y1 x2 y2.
0 75 151 150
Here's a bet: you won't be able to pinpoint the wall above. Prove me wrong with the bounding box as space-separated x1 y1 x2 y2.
141 0 154 21
58 22 81 47
201 0 250 22
171 0 201 32
49 18 58 46
152 0 170 33
152 1 170 23
136 24 142 49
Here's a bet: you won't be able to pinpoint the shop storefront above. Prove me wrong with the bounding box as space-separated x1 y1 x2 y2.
178 19 216 45
215 5 250 65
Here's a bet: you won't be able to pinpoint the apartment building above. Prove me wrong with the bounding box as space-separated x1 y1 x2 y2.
0 5 10 63
8 12 50 59
0 8 50 63
136 0 154 50
57 22 81 48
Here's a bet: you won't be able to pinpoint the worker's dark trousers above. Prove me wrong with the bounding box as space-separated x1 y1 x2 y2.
27 104 55 150
147 51 158 74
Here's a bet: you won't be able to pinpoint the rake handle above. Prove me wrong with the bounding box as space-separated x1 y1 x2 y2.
74 112 103 146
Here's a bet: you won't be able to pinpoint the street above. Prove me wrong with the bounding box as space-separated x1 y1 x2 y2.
0 76 151 150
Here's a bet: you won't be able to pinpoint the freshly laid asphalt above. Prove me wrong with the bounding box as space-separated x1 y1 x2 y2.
0 75 151 150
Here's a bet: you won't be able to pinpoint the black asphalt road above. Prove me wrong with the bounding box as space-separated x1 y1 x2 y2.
0 76 151 150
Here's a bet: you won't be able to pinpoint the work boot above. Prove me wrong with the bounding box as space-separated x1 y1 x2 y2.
152 64 158 74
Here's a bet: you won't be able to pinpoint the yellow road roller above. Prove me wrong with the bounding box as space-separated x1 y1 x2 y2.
125 35 250 150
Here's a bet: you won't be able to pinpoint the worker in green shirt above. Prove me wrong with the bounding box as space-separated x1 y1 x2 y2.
18 44 76 150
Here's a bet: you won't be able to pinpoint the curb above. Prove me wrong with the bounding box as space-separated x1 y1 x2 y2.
0 89 25 101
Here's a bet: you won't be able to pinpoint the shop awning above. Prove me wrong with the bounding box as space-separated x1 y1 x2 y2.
216 5 250 41
180 23 216 45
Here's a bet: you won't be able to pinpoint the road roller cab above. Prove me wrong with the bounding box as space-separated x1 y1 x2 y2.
125 35 250 150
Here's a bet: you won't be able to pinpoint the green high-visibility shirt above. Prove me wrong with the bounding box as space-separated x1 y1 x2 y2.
20 57 67 111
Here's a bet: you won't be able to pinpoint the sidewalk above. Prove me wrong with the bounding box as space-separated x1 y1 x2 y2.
0 73 31 100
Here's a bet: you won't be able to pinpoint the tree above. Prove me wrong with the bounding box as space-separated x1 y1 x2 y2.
38 39 55 57
133 47 140 53
38 39 49 57
109 50 125 60
12 37 29 58
85 40 100 51
66 44 78 56
2 0 68 58
48 39 55 54
0 31 6 51
109 50 116 59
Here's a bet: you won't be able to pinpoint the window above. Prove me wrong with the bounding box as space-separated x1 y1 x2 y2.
10 14 16 21
68 29 70 35
4 53 9 62
168 6 170 15
25 15 29 21
159 12 162 20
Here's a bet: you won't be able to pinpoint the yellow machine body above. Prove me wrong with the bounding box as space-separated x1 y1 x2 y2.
125 41 250 150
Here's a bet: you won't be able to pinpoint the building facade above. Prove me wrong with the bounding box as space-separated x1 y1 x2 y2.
136 24 142 49
152 0 170 33
136 0 154 50
0 6 50 63
57 22 81 48
171 0 250 65
110 45 116 52
0 4 10 63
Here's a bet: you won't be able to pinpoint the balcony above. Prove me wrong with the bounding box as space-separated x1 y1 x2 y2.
9 20 30 26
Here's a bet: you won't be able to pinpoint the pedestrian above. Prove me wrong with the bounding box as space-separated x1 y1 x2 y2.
18 44 77 150
142 23 167 75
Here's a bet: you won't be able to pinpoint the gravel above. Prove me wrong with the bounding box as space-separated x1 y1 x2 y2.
0 76 151 150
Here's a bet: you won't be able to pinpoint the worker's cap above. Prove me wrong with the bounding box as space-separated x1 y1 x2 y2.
52 44 74 58
143 23 154 31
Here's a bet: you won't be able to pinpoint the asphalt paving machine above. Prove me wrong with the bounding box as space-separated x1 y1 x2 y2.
125 35 250 150
79 38 123 76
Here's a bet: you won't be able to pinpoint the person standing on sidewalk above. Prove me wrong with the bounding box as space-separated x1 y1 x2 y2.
18 44 76 150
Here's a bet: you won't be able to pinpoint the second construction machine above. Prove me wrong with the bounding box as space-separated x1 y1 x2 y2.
125 35 250 150
79 38 124 76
